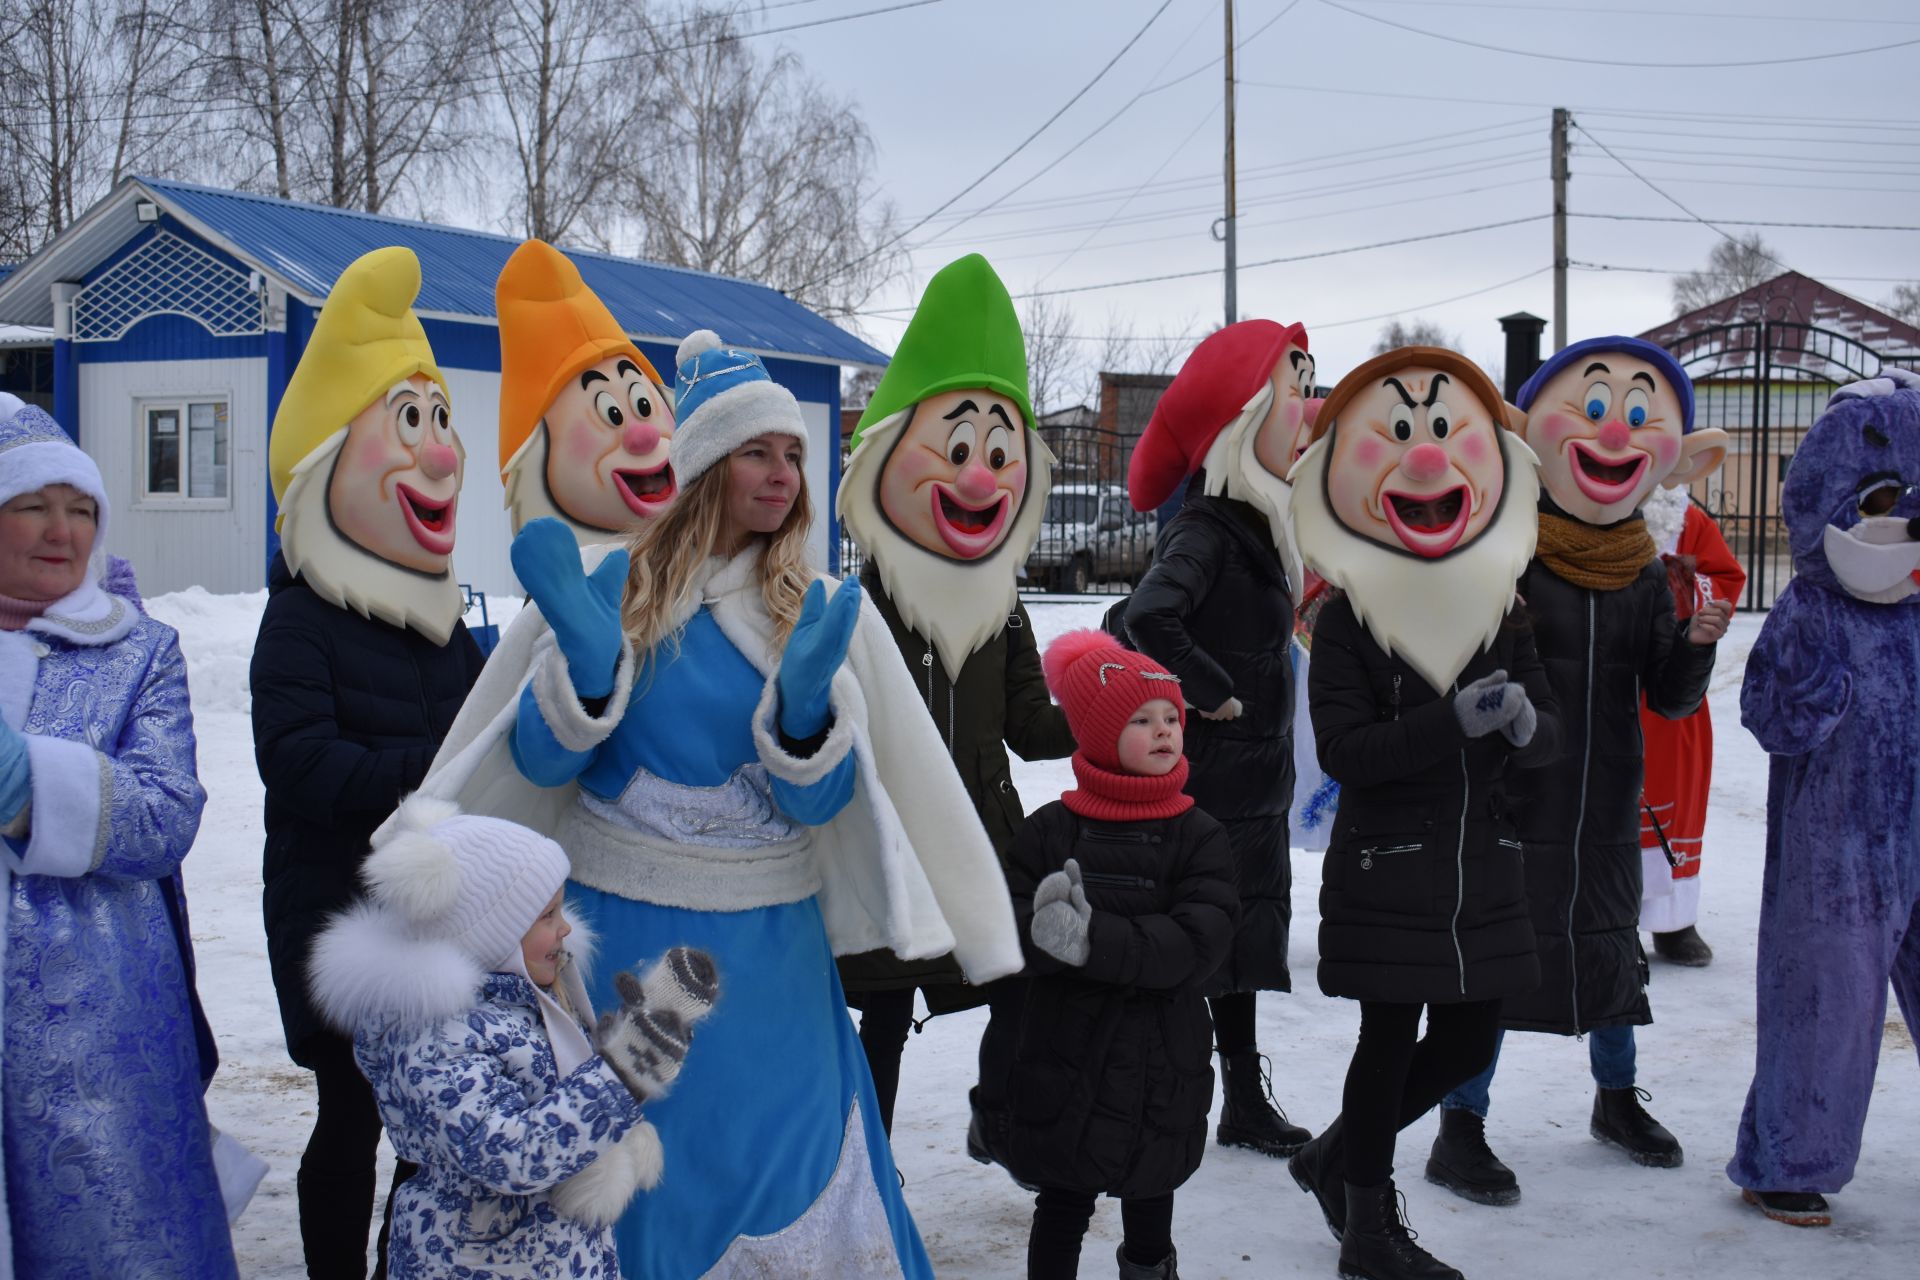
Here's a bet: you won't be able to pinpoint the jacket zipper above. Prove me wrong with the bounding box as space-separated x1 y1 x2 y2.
1452 747 1469 996
1082 828 1162 845
1079 871 1158 890
921 640 955 756
1391 673 1403 721
1358 843 1420 870
1567 592 1596 1035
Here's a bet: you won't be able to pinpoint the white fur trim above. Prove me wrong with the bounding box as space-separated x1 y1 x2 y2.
677 329 722 365
306 900 486 1032
24 576 137 646
0 435 110 544
530 633 637 753
667 379 806 489
362 829 462 921
4 733 109 877
549 1119 664 1226
752 670 857 786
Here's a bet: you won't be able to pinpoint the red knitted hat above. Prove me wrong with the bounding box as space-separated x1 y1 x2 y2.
1043 629 1185 770
1127 318 1310 511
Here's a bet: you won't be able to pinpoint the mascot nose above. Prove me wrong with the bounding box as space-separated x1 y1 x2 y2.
1402 442 1449 483
419 441 458 480
955 461 998 503
623 421 661 457
1597 419 1631 451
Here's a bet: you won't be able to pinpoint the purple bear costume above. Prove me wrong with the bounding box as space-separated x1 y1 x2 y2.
1729 371 1920 1196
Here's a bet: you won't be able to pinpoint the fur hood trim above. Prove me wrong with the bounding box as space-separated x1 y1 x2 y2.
308 901 484 1032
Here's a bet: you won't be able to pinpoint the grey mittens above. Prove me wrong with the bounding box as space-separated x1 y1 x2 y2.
1453 669 1533 744
1030 858 1093 967
596 946 720 1101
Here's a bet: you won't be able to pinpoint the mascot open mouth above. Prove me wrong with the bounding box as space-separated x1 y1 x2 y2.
1383 485 1469 558
1569 441 1649 505
929 484 1010 558
614 462 676 516
396 482 457 555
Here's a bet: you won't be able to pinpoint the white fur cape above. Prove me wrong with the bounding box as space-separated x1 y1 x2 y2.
385 545 1023 984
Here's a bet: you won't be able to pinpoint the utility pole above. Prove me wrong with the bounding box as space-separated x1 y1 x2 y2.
1223 0 1238 328
1551 107 1569 352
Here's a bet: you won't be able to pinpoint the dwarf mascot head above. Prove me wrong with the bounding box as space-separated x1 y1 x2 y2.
1513 335 1726 526
1290 346 1541 693
1127 318 1315 590
497 240 676 544
839 253 1054 679
271 246 467 644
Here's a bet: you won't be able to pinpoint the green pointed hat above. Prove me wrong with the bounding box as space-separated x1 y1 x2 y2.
853 253 1032 447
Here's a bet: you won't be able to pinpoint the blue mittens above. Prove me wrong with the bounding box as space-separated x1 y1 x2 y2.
511 518 629 699
776 577 863 740
0 719 30 826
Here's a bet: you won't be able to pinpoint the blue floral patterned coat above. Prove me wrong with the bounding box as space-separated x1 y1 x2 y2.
1 574 236 1279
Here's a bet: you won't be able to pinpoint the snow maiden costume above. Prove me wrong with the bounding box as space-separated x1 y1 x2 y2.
837 253 1074 1131
1729 371 1920 1228
400 331 1022 1278
0 399 237 1277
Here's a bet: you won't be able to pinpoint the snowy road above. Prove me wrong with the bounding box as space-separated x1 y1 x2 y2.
153 589 1915 1279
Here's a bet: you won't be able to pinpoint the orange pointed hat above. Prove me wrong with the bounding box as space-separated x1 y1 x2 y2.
495 239 663 473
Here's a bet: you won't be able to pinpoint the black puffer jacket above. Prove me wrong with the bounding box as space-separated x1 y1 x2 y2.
1310 596 1559 1005
972 801 1238 1198
1122 479 1294 994
252 554 484 1064
1500 551 1715 1035
839 563 1076 1008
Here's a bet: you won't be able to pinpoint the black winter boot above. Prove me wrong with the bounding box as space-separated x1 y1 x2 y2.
1424 1108 1520 1205
1338 1180 1464 1280
1216 1049 1311 1157
1287 1116 1346 1241
1740 1187 1831 1228
1591 1086 1683 1168
1116 1243 1180 1278
1652 925 1714 967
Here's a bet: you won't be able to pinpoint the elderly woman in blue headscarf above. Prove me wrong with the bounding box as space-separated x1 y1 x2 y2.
0 394 236 1277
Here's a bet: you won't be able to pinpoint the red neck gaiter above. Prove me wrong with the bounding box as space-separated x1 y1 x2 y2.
1061 752 1195 823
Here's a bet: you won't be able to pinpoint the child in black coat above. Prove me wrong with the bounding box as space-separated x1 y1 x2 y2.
970 630 1239 1280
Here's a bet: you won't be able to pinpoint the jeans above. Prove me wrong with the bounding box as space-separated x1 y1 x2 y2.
1440 1025 1638 1116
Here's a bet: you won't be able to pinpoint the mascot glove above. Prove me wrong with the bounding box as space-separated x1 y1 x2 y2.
1030 858 1093 967
776 577 862 741
1500 687 1537 748
0 719 29 827
1453 670 1526 740
596 946 720 1102
511 518 628 700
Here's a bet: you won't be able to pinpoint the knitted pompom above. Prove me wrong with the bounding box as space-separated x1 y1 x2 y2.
1042 628 1117 699
677 328 723 367
361 795 464 921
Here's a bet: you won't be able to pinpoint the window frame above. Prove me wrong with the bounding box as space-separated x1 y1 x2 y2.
135 393 234 510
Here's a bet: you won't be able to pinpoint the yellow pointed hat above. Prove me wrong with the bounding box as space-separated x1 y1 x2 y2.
495 239 662 474
271 246 446 507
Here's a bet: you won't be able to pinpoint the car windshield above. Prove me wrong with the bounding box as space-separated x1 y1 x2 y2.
1045 493 1099 525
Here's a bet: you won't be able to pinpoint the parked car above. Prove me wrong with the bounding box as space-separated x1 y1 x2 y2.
1025 483 1156 593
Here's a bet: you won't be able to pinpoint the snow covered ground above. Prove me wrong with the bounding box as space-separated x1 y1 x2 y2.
150 588 1916 1279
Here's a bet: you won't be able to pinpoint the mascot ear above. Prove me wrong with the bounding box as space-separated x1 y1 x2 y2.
1663 426 1729 489
1502 401 1529 437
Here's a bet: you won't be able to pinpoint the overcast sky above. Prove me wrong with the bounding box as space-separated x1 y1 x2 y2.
748 0 1919 398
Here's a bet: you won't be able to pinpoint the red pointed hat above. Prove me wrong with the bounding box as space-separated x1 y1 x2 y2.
1127 318 1309 511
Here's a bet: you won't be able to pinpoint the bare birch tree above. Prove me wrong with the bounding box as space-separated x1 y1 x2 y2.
1670 233 1784 317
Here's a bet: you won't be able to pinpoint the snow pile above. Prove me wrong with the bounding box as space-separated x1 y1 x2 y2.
148 587 269 714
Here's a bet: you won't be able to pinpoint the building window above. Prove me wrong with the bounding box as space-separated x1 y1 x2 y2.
140 397 230 504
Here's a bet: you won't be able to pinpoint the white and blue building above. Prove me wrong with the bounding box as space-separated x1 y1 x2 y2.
0 177 885 596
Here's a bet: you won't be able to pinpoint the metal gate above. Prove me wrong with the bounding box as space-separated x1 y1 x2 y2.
1663 322 1920 610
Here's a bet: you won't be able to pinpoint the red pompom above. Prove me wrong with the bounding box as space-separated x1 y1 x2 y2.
1043 628 1120 698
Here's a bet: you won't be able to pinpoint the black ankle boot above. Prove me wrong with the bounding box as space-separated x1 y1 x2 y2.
1216 1049 1311 1158
1287 1116 1346 1241
1591 1086 1684 1168
1424 1108 1519 1206
1652 925 1713 967
1338 1179 1464 1280
1116 1242 1179 1278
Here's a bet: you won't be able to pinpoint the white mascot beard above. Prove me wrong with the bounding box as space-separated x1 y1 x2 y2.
838 408 1055 681
1290 427 1542 694
1199 384 1303 594
280 428 467 646
503 422 621 546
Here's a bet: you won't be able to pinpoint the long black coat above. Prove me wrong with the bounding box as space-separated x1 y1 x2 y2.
1500 551 1715 1035
1122 480 1294 994
972 801 1238 1199
252 554 484 1065
1310 596 1559 1005
838 563 1076 1007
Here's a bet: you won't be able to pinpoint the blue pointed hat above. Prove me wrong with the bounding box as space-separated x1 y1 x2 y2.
667 329 808 487
0 393 110 540
1515 335 1696 433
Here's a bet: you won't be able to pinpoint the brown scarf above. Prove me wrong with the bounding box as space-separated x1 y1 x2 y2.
1535 513 1657 591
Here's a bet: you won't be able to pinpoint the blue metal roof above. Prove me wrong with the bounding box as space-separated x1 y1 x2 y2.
137 176 886 368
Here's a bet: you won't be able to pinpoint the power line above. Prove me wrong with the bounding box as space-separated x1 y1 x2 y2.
1578 123 1920 150
1331 0 1920 25
1573 213 1920 233
1571 260 1919 284
1581 171 1920 197
1317 0 1920 68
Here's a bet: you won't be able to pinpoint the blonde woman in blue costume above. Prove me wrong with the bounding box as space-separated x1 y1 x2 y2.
401 330 1021 1277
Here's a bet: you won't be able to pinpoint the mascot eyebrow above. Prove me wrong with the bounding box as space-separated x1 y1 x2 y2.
1581 360 1659 391
1382 373 1450 408
940 398 1015 429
